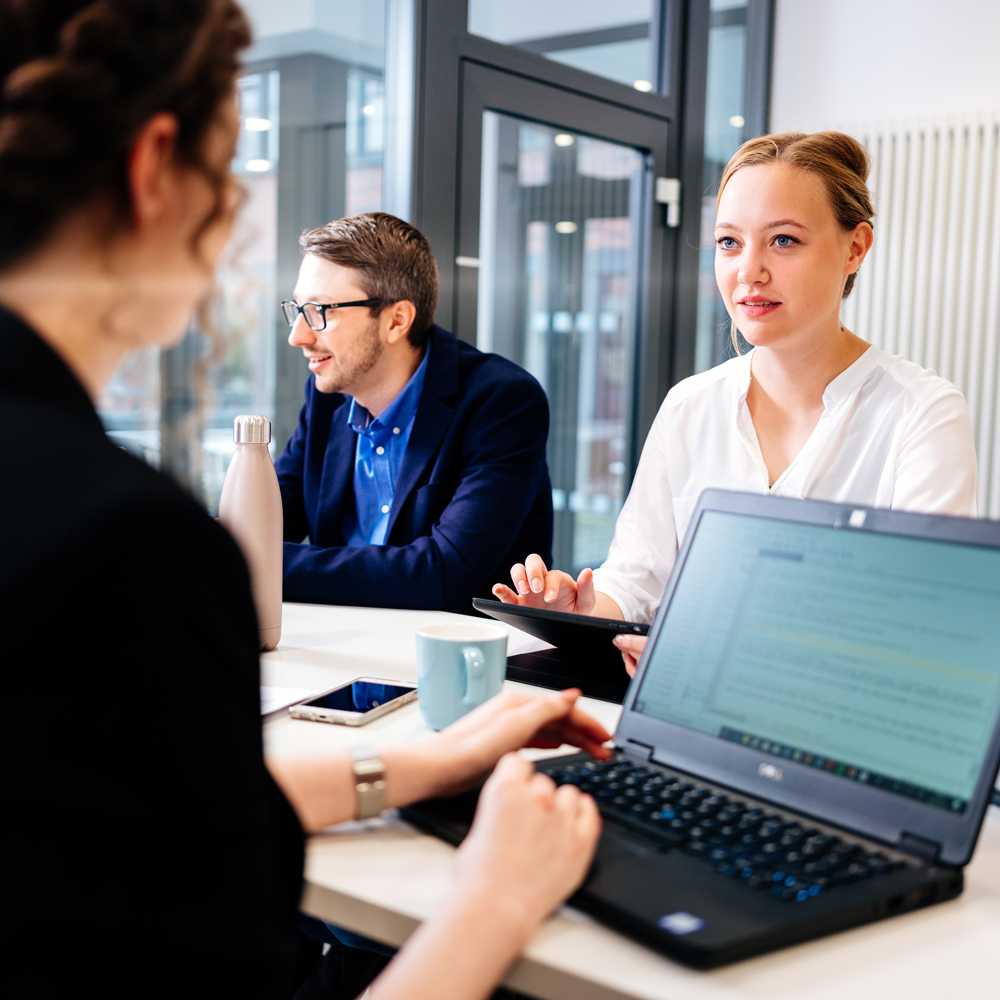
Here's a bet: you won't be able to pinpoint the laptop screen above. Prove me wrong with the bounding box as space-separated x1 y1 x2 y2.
632 510 1000 815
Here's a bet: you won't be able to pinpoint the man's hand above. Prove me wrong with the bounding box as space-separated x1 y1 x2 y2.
492 552 596 614
613 633 647 678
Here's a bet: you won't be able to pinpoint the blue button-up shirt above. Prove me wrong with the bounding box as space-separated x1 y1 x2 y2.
343 345 430 546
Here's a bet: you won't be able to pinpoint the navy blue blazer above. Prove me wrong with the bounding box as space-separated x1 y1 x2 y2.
276 325 553 612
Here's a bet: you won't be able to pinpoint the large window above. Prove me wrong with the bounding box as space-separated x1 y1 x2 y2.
477 113 646 572
468 0 658 92
694 0 771 373
98 0 772 546
98 0 390 513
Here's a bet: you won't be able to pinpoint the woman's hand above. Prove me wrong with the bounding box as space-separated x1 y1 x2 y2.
269 687 610 834
397 688 612 804
613 633 647 678
366 754 601 1000
492 552 597 614
452 752 601 928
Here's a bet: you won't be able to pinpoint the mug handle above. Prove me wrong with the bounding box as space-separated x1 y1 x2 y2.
462 646 486 706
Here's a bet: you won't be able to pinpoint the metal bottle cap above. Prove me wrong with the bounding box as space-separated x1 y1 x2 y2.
233 414 271 444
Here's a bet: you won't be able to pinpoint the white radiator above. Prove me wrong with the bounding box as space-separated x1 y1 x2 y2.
841 115 1000 518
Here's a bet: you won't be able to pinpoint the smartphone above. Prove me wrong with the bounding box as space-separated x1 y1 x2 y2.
288 677 417 726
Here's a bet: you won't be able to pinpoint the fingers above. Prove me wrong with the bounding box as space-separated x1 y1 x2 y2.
551 779 582 820
505 688 580 739
574 567 596 613
566 706 614 749
490 749 534 786
547 700 612 745
532 694 613 758
542 569 578 606
613 634 645 679
613 634 647 655
441 688 613 789
574 786 602 844
542 567 565 603
565 699 611 736
495 688 611 756
492 582 520 604
510 561 530 596
536 721 612 758
525 553 549 595
553 783 602 875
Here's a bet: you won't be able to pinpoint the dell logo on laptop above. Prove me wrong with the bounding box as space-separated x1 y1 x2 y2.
759 762 783 781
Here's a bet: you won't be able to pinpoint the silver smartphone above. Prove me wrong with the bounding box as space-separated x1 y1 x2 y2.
288 677 418 726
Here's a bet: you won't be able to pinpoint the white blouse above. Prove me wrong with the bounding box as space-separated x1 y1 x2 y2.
592 345 979 624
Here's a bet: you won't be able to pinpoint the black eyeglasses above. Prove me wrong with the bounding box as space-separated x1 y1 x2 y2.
281 298 385 332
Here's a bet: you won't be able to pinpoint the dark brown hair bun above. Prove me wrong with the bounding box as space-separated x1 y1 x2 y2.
0 0 251 271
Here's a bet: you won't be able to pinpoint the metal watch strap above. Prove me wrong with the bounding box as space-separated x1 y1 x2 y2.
350 746 386 820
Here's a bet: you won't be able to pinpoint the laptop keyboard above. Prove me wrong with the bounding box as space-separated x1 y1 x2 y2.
545 754 910 903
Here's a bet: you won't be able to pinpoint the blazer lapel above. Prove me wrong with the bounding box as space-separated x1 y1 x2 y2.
314 397 356 546
385 327 458 539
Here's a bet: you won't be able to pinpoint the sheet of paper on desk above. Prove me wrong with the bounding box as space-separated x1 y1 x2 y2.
261 686 317 715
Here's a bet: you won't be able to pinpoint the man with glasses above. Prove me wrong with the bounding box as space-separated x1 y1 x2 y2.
275 212 553 612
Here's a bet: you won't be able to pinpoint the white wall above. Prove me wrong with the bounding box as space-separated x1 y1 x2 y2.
771 0 1000 132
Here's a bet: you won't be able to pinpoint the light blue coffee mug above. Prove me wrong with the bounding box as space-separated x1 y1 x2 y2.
415 622 508 730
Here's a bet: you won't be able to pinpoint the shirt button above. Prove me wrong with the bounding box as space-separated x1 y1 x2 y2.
381 504 390 514
376 446 385 455
392 427 401 435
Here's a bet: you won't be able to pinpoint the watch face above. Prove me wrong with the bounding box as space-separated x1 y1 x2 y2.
353 751 386 819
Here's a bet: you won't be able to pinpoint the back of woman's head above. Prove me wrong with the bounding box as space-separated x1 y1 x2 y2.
0 0 251 271
718 131 875 298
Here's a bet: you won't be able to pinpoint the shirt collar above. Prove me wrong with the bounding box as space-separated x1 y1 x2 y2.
347 342 430 442
736 343 882 408
821 343 881 406
735 348 754 404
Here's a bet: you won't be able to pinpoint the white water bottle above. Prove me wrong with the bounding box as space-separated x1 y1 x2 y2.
218 415 283 650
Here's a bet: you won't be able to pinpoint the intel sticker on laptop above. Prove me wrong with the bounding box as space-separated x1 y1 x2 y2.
657 911 706 936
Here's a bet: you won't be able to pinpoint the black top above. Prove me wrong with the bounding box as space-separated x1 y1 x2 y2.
0 307 303 997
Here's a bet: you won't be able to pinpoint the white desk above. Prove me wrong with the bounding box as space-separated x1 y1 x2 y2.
263 603 1000 1000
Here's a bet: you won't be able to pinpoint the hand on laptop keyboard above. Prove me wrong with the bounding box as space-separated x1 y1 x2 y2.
545 754 908 903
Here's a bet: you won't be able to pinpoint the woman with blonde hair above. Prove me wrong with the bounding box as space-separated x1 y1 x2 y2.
496 131 978 671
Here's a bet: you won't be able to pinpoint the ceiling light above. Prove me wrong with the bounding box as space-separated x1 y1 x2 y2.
555 221 578 234
245 159 272 172
633 79 653 92
245 118 271 131
554 134 575 147
729 114 745 128
362 104 375 116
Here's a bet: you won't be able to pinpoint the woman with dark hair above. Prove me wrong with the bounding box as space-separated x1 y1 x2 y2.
0 3 606 997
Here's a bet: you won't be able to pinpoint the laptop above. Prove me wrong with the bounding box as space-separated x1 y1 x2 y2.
402 490 1000 967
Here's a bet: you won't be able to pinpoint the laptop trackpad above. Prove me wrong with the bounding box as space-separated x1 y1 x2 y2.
583 834 786 949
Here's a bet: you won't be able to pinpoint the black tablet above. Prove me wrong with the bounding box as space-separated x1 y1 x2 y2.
474 598 649 702
472 598 647 667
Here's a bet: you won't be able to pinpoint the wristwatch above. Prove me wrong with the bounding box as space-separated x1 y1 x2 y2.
350 746 386 820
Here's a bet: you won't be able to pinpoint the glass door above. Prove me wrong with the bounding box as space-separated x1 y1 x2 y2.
477 114 645 572
456 63 672 574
